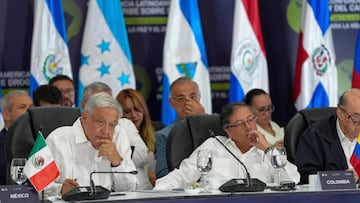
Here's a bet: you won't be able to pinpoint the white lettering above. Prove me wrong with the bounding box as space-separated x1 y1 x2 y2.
9 193 30 199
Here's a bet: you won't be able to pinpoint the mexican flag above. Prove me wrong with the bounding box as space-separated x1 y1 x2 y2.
23 132 60 192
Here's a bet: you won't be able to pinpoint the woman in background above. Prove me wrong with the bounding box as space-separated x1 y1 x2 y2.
244 88 284 147
116 89 162 186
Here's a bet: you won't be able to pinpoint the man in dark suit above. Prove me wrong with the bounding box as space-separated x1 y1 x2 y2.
0 90 33 185
296 88 360 184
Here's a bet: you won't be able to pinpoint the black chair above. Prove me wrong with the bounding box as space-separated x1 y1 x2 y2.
166 114 223 171
284 107 337 164
5 106 81 183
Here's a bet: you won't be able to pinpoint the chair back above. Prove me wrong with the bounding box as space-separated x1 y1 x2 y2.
284 107 337 164
5 106 81 183
166 114 223 171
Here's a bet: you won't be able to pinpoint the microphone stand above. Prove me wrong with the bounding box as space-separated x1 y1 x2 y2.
208 130 265 192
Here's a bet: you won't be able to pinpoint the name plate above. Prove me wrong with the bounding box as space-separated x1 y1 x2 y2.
0 185 39 203
319 171 356 190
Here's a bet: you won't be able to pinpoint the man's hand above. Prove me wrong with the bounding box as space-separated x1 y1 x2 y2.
98 139 122 167
61 179 79 195
184 98 205 116
248 130 270 151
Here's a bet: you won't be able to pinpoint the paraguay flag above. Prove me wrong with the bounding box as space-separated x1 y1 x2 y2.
78 0 135 105
29 0 72 96
229 0 268 103
352 30 360 88
294 0 337 110
350 134 360 178
162 0 212 126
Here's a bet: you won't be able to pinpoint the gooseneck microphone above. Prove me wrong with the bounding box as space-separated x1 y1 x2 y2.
208 129 266 192
62 170 138 201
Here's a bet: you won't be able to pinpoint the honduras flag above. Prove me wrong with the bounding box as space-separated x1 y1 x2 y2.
352 30 360 88
229 0 268 102
29 0 72 96
294 0 337 110
162 0 212 126
78 0 135 105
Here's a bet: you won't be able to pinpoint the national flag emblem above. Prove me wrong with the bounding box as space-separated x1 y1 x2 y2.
23 132 60 192
350 134 360 177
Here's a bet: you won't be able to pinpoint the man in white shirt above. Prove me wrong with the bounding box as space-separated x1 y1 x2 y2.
46 93 137 195
81 82 152 190
154 102 300 190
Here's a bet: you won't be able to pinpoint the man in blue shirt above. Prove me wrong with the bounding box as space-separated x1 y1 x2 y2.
0 90 33 185
155 77 205 178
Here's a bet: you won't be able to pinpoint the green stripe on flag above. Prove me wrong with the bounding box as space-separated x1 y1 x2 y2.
28 132 46 157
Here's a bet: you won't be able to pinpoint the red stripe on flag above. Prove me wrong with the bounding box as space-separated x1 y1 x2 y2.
350 153 360 176
294 32 308 102
28 161 60 192
352 69 360 88
242 0 266 56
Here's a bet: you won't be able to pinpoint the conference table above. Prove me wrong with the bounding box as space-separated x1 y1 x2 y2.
48 185 360 203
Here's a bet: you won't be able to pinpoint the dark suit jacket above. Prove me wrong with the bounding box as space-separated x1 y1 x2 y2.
295 115 348 184
0 128 7 185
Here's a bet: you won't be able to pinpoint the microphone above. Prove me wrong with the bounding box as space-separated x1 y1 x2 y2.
208 129 266 192
62 170 138 201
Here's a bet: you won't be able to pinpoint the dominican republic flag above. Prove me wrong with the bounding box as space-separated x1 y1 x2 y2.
229 0 268 102
162 0 212 126
29 0 72 96
350 134 360 177
78 0 135 105
352 30 360 88
23 132 60 192
294 0 337 110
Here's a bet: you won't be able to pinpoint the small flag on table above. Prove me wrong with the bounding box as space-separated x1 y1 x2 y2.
350 134 360 176
23 132 60 192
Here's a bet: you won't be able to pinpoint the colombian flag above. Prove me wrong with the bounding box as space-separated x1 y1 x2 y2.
350 135 360 176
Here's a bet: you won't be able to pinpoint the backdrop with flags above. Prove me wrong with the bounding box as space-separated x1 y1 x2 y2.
161 0 212 126
352 30 360 88
229 0 268 103
293 0 337 110
29 0 72 96
78 0 135 105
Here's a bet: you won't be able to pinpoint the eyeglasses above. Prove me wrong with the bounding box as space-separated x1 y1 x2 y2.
171 94 200 103
93 118 118 130
226 116 257 129
59 88 74 95
340 108 360 125
255 105 275 115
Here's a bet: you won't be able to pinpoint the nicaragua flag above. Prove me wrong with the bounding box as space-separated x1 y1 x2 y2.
29 0 72 96
352 30 360 88
294 0 337 110
162 0 212 126
78 0 135 105
229 0 268 103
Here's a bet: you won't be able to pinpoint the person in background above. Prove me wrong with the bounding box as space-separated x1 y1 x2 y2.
155 77 205 179
33 84 63 106
116 88 163 186
0 90 33 185
296 88 360 184
45 93 137 195
154 102 300 190
81 82 152 190
244 89 284 147
49 75 75 107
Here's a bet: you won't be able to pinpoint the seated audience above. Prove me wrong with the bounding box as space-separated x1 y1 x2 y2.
49 75 75 107
116 88 162 186
0 90 33 185
81 82 151 190
154 102 299 190
244 89 284 147
296 88 360 184
45 93 137 195
33 84 63 106
156 77 205 179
